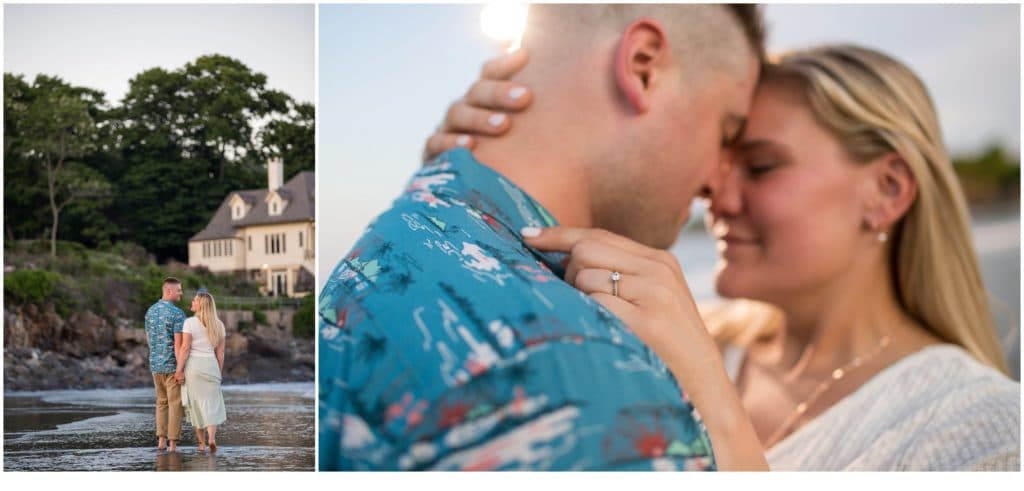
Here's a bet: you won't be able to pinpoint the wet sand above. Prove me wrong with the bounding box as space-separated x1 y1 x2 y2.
4 382 314 471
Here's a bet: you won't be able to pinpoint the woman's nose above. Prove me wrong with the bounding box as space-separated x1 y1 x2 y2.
708 164 743 217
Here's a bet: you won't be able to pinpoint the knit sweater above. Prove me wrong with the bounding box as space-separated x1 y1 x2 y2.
723 344 1020 471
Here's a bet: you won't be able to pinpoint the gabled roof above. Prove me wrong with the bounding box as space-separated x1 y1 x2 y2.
190 170 314 241
230 193 256 205
267 188 293 202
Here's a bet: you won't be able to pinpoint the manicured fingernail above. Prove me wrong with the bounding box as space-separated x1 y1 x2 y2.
521 227 541 238
455 135 471 147
488 113 507 127
508 87 527 100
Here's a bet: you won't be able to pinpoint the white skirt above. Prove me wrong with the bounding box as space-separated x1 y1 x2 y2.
182 356 227 428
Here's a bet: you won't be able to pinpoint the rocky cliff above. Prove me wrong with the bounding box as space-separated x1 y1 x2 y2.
4 303 314 391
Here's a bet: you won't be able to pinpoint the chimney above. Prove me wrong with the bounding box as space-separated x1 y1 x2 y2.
268 157 283 191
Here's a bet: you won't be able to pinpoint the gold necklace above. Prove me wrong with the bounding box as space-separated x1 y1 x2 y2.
763 335 892 448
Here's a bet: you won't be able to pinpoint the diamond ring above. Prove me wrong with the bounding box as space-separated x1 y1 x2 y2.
610 271 621 297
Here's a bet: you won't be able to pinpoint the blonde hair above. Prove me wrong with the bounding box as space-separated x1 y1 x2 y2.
707 44 1009 375
195 292 226 348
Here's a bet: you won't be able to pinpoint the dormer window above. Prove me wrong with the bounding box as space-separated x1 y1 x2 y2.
267 191 288 217
229 193 250 221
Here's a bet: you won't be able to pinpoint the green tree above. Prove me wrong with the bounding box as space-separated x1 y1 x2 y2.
179 55 291 181
260 101 315 177
117 158 219 261
4 74 48 241
8 75 111 257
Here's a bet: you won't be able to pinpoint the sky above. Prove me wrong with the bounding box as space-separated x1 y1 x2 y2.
319 3 1021 287
4 3 315 105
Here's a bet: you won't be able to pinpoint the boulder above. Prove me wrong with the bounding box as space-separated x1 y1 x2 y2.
65 311 115 357
114 325 147 348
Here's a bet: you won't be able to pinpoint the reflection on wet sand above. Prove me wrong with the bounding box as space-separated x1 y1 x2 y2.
155 449 219 471
4 382 313 471
156 451 183 472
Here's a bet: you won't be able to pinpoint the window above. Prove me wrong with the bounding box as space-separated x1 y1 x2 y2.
203 242 208 258
216 241 221 256
272 202 277 214
228 240 232 255
263 233 290 255
248 236 252 251
299 231 303 248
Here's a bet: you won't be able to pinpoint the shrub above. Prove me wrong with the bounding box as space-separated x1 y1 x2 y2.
108 242 152 266
237 319 254 333
292 294 315 338
253 309 268 325
4 270 62 304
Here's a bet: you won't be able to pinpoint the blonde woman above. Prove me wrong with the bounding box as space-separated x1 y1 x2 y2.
176 290 227 453
426 45 1020 470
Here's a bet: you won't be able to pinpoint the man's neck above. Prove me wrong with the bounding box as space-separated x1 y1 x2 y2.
470 119 594 230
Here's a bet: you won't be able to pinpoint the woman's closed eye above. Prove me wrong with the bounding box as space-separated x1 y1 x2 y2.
742 161 778 177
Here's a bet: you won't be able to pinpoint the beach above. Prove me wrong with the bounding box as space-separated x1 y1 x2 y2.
3 382 314 471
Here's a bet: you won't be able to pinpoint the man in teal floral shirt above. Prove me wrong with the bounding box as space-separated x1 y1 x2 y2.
144 277 186 452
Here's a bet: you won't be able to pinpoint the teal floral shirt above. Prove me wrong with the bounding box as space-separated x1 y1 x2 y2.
144 299 186 373
319 148 715 471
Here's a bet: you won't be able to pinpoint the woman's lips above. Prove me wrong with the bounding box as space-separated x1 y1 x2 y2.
716 235 760 258
718 235 759 246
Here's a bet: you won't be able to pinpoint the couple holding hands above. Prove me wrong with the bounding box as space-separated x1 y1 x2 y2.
145 277 227 454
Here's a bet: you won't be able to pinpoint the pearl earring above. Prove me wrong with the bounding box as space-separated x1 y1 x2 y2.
878 231 888 243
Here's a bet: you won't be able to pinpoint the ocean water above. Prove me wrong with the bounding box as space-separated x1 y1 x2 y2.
3 382 314 471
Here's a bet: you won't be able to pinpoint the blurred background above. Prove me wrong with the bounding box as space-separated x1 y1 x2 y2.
320 3 1019 377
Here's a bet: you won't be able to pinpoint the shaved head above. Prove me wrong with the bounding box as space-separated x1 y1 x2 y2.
521 4 761 91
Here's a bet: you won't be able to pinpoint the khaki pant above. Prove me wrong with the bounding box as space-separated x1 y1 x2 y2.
153 373 183 441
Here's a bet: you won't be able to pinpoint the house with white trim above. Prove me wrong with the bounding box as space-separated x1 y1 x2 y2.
188 158 314 297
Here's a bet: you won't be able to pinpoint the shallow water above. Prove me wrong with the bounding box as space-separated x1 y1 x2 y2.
3 382 314 471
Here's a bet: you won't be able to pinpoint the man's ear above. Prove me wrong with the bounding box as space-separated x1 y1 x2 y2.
614 17 670 114
864 153 918 230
